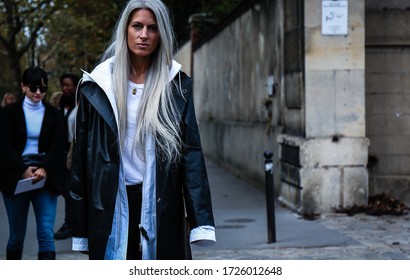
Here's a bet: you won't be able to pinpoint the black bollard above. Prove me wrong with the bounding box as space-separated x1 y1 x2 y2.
264 150 276 243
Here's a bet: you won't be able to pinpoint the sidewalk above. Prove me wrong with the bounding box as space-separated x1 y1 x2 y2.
193 160 410 260
1 159 410 260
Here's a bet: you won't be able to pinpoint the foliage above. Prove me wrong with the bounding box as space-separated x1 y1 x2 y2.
42 1 121 89
0 0 123 94
0 0 63 95
164 0 241 44
0 0 241 96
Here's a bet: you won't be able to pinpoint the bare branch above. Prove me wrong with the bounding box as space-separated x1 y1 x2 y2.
17 21 44 58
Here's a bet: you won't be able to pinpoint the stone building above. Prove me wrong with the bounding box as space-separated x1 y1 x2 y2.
175 0 410 214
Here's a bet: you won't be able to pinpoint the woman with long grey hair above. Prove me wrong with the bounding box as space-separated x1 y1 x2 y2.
70 0 215 260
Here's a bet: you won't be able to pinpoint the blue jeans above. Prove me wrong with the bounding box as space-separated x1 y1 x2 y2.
2 188 57 253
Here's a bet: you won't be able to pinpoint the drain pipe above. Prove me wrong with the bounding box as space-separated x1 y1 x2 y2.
264 150 276 243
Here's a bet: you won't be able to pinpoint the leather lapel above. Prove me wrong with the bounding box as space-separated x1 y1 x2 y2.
82 83 118 137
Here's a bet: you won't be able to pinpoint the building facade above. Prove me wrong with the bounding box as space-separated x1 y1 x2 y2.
176 0 410 214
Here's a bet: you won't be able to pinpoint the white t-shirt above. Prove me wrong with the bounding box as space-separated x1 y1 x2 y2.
123 81 145 185
67 106 78 143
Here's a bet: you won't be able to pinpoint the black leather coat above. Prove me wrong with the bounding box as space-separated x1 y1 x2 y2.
70 72 214 259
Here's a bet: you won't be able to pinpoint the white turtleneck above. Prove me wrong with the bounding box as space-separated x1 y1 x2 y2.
22 96 45 156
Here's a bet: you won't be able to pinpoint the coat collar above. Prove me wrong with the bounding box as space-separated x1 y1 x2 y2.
80 57 182 127
81 57 119 125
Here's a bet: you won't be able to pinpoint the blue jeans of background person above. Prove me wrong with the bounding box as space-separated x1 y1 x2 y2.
2 188 57 253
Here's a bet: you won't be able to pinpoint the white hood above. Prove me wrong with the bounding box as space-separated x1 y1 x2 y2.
81 57 182 126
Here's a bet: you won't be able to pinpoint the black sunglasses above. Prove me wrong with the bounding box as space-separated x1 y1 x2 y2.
27 85 48 93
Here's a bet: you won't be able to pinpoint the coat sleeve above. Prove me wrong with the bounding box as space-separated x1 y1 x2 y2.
41 106 66 195
180 77 215 230
69 90 90 238
0 104 31 195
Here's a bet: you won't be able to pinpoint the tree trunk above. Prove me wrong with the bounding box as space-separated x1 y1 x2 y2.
9 49 23 99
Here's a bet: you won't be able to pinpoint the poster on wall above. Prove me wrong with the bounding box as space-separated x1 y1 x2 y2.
322 0 348 35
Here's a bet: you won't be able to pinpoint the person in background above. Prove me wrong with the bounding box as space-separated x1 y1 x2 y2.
70 0 215 260
1 92 17 107
53 73 80 240
0 66 66 260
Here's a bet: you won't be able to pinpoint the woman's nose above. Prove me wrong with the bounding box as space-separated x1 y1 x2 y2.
140 27 148 39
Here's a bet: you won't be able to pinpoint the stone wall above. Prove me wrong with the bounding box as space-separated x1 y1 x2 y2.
193 0 283 189
278 0 368 213
365 0 410 204
175 40 192 76
183 0 410 212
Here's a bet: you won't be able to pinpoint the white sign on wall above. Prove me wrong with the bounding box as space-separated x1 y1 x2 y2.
322 0 348 35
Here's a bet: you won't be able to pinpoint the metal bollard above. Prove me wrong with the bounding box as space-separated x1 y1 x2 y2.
264 150 276 243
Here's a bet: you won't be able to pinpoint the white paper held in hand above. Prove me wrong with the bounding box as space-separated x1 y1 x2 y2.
14 177 46 195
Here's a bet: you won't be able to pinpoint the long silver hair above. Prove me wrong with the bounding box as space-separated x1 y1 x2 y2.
100 0 181 161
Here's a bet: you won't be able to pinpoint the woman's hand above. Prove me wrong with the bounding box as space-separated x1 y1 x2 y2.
22 166 37 179
32 167 47 183
22 166 47 183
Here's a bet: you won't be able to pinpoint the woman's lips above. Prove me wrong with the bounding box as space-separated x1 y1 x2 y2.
137 43 149 49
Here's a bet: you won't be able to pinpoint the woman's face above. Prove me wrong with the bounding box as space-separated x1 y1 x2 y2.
60 77 76 96
21 81 47 103
127 9 160 60
4 95 15 106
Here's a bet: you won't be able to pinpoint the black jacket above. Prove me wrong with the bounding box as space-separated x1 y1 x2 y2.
0 99 66 196
70 72 215 259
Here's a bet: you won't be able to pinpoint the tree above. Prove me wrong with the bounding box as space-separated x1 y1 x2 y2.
41 1 121 87
0 0 123 95
163 0 241 44
0 0 63 96
0 0 241 96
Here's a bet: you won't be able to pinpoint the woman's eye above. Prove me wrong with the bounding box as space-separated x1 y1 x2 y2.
148 25 158 32
133 24 143 30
